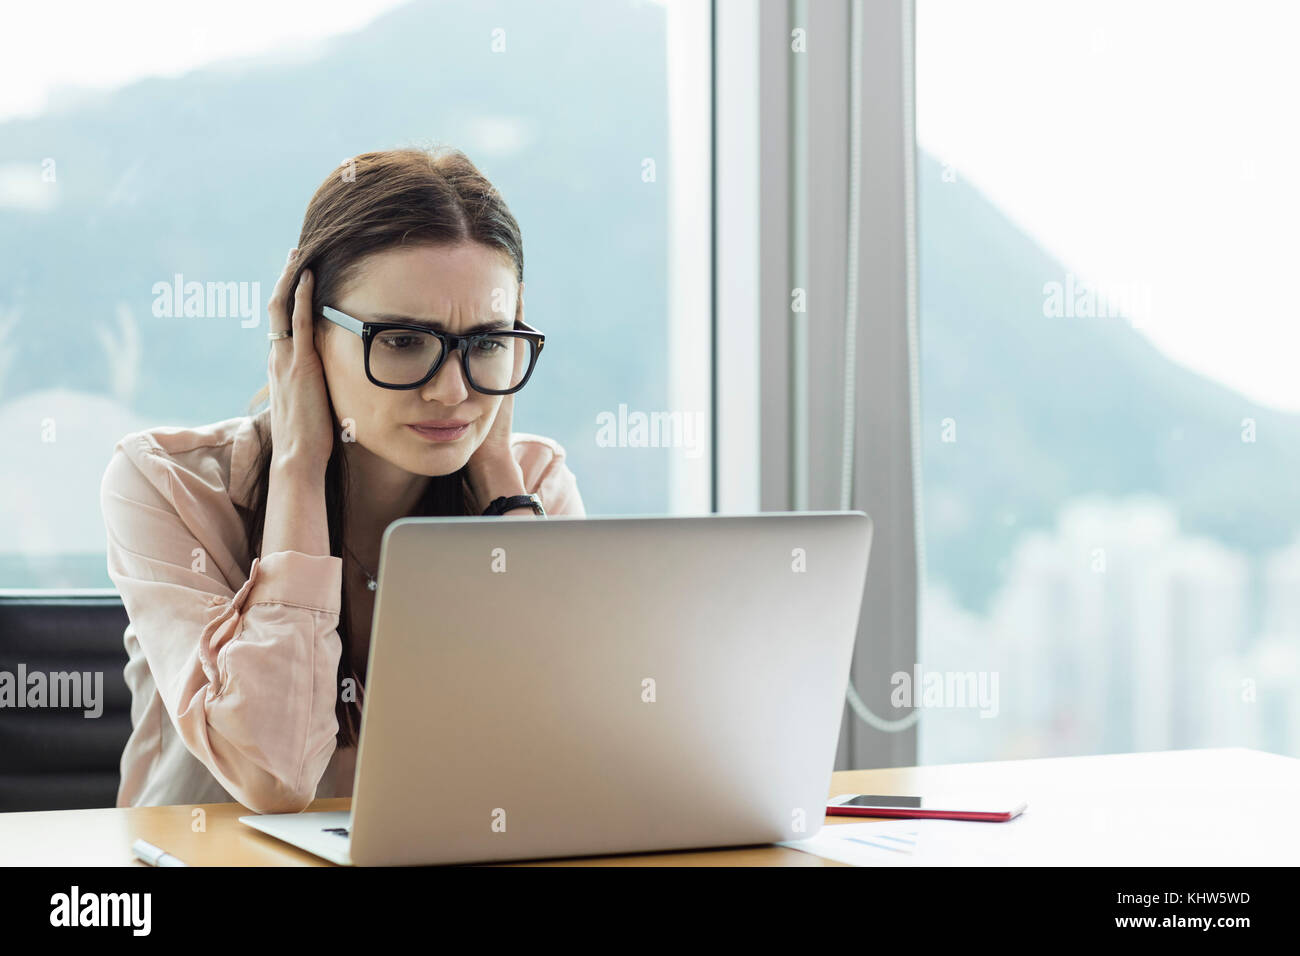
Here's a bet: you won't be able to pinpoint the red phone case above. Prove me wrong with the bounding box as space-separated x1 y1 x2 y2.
826 804 1023 822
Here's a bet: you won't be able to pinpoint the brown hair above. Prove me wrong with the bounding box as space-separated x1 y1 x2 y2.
237 146 525 749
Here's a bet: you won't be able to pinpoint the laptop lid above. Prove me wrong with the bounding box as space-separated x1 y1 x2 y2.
348 511 872 866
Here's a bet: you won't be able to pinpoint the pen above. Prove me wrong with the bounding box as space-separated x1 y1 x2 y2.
132 838 189 867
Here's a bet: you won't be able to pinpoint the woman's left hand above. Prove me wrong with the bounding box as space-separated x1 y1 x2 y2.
469 391 516 472
466 392 526 507
466 285 530 508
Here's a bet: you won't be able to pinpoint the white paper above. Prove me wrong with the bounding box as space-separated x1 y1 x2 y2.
779 794 1300 866
778 818 1033 866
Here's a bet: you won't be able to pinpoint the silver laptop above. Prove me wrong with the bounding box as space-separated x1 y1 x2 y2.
240 511 872 865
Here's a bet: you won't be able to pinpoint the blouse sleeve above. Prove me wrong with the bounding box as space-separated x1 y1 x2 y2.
525 440 586 517
100 439 343 814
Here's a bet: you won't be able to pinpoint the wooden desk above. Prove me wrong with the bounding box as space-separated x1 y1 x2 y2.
2 748 1295 866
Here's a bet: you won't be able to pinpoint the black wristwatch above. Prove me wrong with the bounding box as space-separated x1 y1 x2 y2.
482 493 546 517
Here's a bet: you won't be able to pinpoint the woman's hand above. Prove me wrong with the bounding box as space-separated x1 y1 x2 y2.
465 391 527 510
266 248 335 476
470 390 515 469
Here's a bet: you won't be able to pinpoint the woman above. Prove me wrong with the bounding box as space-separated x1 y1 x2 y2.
100 148 585 814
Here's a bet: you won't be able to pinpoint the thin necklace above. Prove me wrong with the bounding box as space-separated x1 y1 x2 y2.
342 542 378 591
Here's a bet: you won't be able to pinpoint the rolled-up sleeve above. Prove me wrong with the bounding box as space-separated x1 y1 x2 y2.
100 440 343 814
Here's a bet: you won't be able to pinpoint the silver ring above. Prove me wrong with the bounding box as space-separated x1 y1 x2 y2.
267 330 293 341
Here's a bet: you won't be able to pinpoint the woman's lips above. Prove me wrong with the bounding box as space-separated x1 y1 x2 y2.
408 423 469 441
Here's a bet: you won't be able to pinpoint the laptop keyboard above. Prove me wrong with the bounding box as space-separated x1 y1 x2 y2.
322 826 351 837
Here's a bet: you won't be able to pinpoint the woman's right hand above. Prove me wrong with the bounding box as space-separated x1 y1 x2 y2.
266 248 335 475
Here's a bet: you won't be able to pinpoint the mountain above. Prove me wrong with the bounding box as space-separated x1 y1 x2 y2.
918 150 1300 612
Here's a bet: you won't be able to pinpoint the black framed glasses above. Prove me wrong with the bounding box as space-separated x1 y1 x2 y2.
319 305 544 394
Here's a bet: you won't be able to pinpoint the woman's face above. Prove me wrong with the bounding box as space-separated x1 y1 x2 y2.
314 242 521 477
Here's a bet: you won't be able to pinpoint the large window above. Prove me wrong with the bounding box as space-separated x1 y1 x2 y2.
0 0 711 589
917 0 1300 760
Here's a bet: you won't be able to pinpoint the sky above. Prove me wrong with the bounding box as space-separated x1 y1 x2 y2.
0 1 413 122
917 0 1300 414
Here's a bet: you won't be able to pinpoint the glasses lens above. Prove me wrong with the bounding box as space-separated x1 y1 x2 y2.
369 328 442 386
466 334 534 392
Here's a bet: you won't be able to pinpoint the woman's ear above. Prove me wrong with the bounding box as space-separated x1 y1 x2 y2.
515 280 524 327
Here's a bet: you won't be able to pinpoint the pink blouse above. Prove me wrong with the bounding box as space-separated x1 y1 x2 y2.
99 409 585 814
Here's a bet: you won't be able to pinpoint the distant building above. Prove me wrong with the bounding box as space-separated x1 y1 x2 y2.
929 497 1256 760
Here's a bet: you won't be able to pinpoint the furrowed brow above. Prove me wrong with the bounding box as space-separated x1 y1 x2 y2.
371 313 513 334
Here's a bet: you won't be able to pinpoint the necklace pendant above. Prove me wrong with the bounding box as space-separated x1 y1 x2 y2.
366 577 377 592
